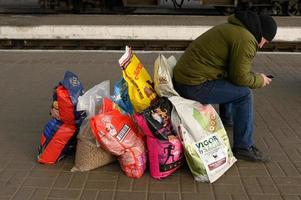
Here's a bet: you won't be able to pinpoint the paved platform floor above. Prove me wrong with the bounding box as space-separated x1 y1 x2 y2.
0 50 301 200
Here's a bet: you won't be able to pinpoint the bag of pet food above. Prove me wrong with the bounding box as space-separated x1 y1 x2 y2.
134 97 184 179
71 81 116 172
37 118 78 164
52 71 85 125
169 96 236 183
153 54 179 98
37 71 85 164
111 77 134 115
90 97 147 178
119 46 157 113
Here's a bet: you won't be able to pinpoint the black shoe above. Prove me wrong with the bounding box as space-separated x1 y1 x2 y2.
232 146 269 162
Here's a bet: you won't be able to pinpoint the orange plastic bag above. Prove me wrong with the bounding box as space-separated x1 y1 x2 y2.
90 98 147 178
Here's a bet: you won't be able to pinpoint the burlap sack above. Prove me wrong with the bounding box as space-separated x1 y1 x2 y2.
71 120 115 172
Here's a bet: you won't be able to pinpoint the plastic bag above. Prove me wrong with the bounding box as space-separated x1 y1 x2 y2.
169 96 236 183
90 98 147 178
119 46 157 113
71 120 115 172
76 80 110 117
134 98 184 179
111 78 134 115
71 81 116 172
154 54 179 98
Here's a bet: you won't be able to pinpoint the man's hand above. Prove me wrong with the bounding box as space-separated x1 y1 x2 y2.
50 107 60 120
50 101 60 120
260 73 272 87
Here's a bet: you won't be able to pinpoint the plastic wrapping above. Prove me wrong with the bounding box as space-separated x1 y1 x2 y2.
72 81 116 172
154 54 179 97
90 98 147 178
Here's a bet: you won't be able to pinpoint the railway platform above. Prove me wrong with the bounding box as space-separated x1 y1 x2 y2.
0 14 300 42
0 50 301 200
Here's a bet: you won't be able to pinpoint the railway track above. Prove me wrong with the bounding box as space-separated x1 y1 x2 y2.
0 6 220 15
0 39 300 52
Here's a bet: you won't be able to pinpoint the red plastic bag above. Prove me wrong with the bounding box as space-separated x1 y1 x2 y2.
37 118 77 164
90 98 147 178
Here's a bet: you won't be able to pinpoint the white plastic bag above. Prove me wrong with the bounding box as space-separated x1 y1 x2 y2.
169 96 236 183
71 81 115 172
76 80 110 116
154 54 179 98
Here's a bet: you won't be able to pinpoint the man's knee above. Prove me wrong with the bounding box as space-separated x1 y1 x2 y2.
239 87 253 103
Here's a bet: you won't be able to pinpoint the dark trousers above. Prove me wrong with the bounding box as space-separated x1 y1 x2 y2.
173 79 254 149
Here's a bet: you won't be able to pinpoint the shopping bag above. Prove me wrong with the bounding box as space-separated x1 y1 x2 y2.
169 96 236 183
153 54 179 97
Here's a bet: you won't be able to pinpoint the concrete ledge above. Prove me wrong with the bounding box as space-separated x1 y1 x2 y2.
0 25 300 42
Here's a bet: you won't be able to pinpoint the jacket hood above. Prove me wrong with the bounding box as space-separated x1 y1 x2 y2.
235 11 262 43
232 11 262 43
228 14 244 27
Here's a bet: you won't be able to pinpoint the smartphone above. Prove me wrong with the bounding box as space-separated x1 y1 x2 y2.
266 75 274 79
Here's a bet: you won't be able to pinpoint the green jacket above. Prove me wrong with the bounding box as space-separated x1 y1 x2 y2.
173 15 264 89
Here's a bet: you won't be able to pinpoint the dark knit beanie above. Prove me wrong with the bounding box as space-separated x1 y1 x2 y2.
235 10 262 43
259 15 277 41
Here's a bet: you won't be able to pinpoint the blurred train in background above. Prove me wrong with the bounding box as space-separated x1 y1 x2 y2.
38 0 300 15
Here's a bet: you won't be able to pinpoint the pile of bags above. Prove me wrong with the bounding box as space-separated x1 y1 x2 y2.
37 46 236 182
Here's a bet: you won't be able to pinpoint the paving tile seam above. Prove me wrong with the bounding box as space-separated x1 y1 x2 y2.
236 167 252 200
108 171 120 200
176 175 182 200
78 172 97 200
267 103 301 168
262 141 299 198
9 168 31 200
255 176 279 195
43 167 63 200
270 162 288 175
256 108 301 174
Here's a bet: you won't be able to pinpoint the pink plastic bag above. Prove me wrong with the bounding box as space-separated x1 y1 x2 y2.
134 98 184 179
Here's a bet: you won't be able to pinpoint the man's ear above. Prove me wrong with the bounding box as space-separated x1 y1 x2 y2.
258 37 268 48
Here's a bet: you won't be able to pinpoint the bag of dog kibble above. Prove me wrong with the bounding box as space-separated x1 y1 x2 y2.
37 71 85 164
111 77 134 115
71 81 116 172
134 97 184 180
169 96 236 183
90 97 147 178
119 46 157 113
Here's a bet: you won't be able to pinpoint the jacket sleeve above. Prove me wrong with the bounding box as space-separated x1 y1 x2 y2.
228 39 263 89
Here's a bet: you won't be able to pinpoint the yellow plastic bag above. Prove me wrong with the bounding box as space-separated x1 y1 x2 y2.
119 46 157 112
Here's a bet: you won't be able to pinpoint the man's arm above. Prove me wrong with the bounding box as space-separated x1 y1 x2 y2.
228 39 264 89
